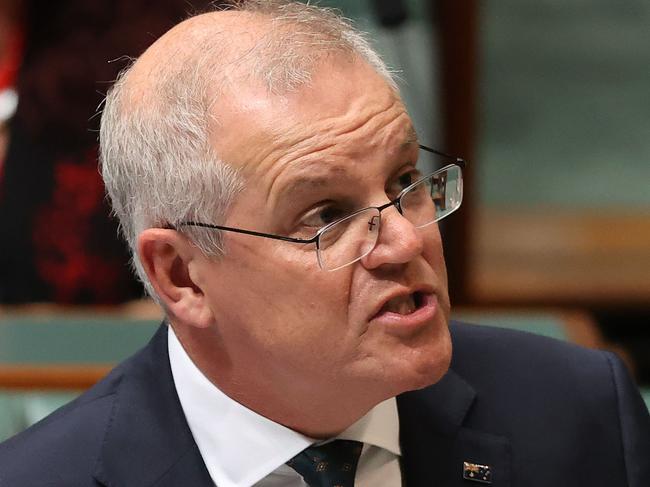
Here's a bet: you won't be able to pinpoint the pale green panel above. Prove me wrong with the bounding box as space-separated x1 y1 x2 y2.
0 318 159 364
479 0 650 208
642 388 650 412
451 311 567 341
306 0 442 148
0 392 78 442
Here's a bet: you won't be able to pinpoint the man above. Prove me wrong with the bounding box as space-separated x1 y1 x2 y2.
1 1 648 486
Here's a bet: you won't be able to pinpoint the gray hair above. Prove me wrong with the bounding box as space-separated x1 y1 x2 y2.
99 0 398 299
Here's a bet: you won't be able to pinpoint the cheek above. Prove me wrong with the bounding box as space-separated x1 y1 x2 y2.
209 242 354 341
424 227 448 280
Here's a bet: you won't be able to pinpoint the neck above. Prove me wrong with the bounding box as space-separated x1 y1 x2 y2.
171 322 379 438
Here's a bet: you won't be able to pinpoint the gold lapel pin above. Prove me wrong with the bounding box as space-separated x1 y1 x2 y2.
463 461 492 484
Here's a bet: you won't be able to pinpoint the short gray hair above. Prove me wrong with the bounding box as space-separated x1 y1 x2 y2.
99 0 398 298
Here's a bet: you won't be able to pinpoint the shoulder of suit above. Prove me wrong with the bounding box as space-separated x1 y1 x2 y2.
449 319 605 364
448 320 616 407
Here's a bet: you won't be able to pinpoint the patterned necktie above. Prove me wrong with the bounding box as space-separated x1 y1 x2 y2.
287 439 363 487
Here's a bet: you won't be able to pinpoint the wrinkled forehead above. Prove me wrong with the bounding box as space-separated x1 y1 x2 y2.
209 56 413 178
204 56 418 219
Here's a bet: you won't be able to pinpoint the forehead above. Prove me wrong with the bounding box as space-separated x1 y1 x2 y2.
210 57 415 185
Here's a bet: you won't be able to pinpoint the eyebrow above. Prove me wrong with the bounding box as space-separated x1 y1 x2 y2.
278 126 419 201
402 126 419 147
282 165 349 197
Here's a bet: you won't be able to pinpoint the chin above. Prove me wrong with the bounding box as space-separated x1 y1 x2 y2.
396 329 452 394
416 351 451 390
355 322 453 400
377 365 448 403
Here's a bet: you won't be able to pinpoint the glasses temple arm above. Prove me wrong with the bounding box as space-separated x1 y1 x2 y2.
419 144 467 169
174 222 317 244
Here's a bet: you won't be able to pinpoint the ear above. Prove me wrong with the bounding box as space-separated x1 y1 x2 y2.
138 228 215 328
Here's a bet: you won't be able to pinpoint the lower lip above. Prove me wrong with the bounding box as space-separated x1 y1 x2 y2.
369 294 438 336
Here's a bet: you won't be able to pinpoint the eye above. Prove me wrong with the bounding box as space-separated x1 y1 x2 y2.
300 202 350 229
387 168 423 198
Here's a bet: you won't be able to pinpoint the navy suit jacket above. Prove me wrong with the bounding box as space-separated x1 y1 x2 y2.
1 322 649 486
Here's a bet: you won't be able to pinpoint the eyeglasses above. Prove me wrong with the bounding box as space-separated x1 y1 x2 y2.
178 145 465 271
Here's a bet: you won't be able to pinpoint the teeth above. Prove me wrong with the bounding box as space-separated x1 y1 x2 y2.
383 294 416 315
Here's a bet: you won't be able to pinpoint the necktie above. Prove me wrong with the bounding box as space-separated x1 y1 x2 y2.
287 439 363 487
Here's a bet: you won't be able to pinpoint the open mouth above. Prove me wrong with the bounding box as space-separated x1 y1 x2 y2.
370 290 438 333
378 291 425 316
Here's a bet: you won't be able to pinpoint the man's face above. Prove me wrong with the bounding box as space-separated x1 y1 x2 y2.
193 57 451 409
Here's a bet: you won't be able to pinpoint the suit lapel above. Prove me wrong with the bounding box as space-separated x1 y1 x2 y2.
91 323 511 486
397 370 511 487
93 324 214 487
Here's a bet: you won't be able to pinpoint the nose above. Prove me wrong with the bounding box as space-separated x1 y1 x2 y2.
361 205 424 269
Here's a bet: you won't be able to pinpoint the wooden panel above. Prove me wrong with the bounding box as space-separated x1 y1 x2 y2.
0 299 162 319
469 209 650 306
0 364 110 390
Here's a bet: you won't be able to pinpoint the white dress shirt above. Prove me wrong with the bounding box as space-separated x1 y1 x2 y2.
168 326 402 487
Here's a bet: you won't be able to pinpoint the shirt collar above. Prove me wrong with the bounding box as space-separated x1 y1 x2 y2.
168 326 400 487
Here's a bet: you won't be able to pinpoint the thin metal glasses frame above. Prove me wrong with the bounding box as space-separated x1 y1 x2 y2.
176 145 466 249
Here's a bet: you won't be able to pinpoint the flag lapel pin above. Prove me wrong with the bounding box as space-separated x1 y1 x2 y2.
462 461 492 484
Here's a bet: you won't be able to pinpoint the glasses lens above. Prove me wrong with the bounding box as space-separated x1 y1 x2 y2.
400 165 463 228
317 208 381 271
